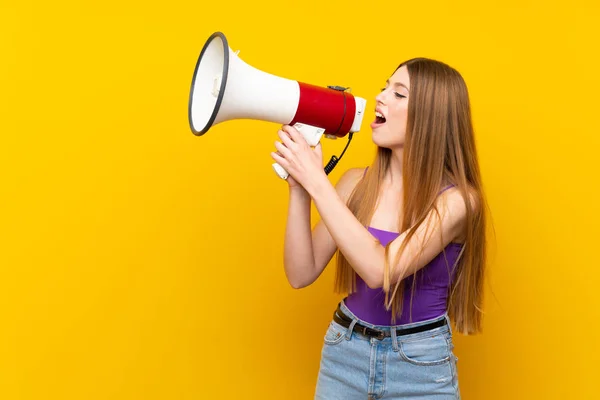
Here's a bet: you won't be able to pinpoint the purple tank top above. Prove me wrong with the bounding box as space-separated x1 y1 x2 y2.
344 174 464 326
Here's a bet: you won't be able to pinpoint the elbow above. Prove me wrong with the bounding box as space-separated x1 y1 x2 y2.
365 280 383 290
289 279 307 290
285 261 318 289
363 265 388 289
361 252 387 289
286 272 314 290
364 275 384 290
364 257 402 290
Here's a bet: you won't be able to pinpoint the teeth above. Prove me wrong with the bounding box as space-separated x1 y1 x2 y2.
375 111 384 118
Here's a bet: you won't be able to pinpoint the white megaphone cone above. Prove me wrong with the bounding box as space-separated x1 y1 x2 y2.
188 31 367 179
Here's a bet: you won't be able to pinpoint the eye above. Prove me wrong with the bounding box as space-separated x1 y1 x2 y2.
380 87 386 92
394 92 406 99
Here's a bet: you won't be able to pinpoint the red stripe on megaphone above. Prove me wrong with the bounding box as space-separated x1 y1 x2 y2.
290 83 357 137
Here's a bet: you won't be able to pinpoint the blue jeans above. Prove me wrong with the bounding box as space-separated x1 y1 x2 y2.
314 300 460 399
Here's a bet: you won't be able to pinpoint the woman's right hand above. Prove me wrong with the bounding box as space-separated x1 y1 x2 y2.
274 151 305 190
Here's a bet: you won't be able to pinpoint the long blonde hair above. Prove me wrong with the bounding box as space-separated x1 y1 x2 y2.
334 58 488 335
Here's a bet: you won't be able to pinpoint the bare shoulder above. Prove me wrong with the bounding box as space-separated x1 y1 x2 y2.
437 184 481 242
458 185 480 211
438 186 479 220
334 167 366 202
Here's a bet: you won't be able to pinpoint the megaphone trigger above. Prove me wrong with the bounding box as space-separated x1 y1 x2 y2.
292 123 325 147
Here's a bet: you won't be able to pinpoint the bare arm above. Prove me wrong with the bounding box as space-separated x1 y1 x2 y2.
271 124 474 289
306 171 475 289
282 168 364 289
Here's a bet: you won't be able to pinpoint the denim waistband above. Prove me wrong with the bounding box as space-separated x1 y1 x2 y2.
338 299 452 337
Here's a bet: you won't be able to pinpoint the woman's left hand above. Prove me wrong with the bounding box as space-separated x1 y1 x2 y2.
270 125 328 194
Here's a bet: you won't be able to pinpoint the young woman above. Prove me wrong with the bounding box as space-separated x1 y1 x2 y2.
270 57 487 399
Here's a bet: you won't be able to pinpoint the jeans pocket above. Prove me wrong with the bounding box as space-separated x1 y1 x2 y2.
399 333 451 366
323 320 347 345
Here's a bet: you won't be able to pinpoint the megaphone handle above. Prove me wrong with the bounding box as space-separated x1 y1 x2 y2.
272 123 326 180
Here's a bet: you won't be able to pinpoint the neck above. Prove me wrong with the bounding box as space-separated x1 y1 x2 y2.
385 147 404 188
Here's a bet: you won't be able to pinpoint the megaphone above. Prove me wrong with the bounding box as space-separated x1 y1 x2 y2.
188 31 367 179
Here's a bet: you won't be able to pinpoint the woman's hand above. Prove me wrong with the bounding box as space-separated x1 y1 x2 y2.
270 125 328 194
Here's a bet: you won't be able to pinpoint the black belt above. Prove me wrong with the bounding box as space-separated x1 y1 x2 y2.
332 304 447 340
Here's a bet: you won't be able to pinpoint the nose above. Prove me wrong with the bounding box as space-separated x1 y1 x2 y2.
375 89 386 105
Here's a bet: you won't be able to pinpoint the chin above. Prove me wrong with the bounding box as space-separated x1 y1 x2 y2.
372 126 405 149
371 127 392 148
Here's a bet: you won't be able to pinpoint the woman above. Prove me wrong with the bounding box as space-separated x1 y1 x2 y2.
270 57 487 399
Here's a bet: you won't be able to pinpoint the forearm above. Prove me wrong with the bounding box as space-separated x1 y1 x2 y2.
283 187 317 288
308 179 386 288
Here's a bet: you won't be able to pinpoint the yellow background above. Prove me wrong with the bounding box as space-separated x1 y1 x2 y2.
1 0 598 399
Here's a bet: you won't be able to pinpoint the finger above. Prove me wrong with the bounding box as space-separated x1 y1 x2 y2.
272 150 285 160
277 129 296 150
270 151 288 165
282 125 305 146
274 140 293 159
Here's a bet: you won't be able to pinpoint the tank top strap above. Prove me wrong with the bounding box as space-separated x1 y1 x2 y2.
438 184 455 195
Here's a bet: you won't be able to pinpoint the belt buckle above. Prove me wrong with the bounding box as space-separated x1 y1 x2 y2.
363 326 385 340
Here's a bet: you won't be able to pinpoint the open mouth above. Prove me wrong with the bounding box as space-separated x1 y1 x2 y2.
375 111 386 124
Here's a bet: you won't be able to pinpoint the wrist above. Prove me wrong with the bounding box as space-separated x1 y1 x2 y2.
289 184 310 198
306 173 333 202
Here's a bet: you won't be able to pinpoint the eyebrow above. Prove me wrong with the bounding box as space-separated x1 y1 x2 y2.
386 79 409 91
